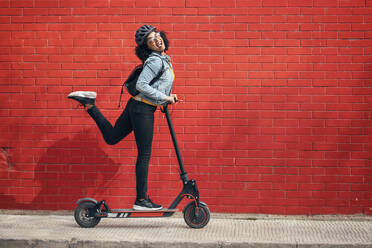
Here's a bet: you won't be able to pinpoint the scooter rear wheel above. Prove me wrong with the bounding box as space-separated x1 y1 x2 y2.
183 201 210 228
74 201 101 228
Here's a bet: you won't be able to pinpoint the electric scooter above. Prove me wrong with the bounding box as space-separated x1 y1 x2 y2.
74 104 210 229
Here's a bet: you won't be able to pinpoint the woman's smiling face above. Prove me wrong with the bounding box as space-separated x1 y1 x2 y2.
146 31 165 53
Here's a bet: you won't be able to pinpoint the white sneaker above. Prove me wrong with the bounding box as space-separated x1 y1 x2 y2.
68 91 97 106
133 197 163 211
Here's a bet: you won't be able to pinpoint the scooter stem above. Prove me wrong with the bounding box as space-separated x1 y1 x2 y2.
162 105 188 183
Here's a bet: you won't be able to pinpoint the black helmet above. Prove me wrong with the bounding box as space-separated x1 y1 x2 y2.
135 24 156 46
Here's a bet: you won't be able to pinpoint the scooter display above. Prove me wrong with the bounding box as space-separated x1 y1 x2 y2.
74 104 210 229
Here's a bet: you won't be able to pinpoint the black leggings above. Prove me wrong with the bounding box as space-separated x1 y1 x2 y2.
87 98 157 199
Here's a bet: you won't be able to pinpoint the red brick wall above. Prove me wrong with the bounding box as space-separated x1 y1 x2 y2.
0 0 371 215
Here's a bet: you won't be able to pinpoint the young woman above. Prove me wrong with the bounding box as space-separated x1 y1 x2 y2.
68 25 177 210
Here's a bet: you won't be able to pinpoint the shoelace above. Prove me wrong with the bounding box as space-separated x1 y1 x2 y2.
145 196 157 206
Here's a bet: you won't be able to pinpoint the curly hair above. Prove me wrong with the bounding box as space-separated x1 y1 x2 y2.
135 31 169 63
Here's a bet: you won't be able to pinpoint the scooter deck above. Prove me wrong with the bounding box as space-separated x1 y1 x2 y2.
100 208 178 218
110 208 178 213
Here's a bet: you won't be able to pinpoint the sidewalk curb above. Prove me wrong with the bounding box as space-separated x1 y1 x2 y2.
0 212 371 248
0 209 371 221
2 239 372 248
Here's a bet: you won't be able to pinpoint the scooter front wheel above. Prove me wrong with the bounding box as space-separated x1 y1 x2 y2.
74 201 101 228
183 201 210 228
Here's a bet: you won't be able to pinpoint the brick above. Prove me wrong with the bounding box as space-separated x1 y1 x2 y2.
86 0 109 7
34 0 58 7
302 40 326 47
48 24 72 31
60 0 84 7
225 39 249 47
250 39 274 47
314 0 338 7
211 0 235 7
262 32 286 39
275 8 300 16
9 0 33 7
186 0 210 7
24 24 48 31
110 0 134 7
276 23 299 31
262 0 287 7
275 39 300 47
288 0 312 7
288 63 313 71
262 16 287 23
223 8 248 15
249 24 274 31
199 23 223 31
224 24 248 31
340 0 365 7
326 24 351 31
353 24 372 31
339 16 364 24
301 23 325 31
236 0 260 7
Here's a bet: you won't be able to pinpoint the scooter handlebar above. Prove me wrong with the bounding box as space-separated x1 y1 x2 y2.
161 96 181 112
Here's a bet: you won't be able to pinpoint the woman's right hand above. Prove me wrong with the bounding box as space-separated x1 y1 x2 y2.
165 94 178 104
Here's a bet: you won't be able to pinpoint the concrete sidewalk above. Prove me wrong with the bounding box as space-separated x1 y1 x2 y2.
0 212 371 248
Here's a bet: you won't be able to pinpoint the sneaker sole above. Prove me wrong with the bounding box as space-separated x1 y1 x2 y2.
133 205 163 211
68 91 97 99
